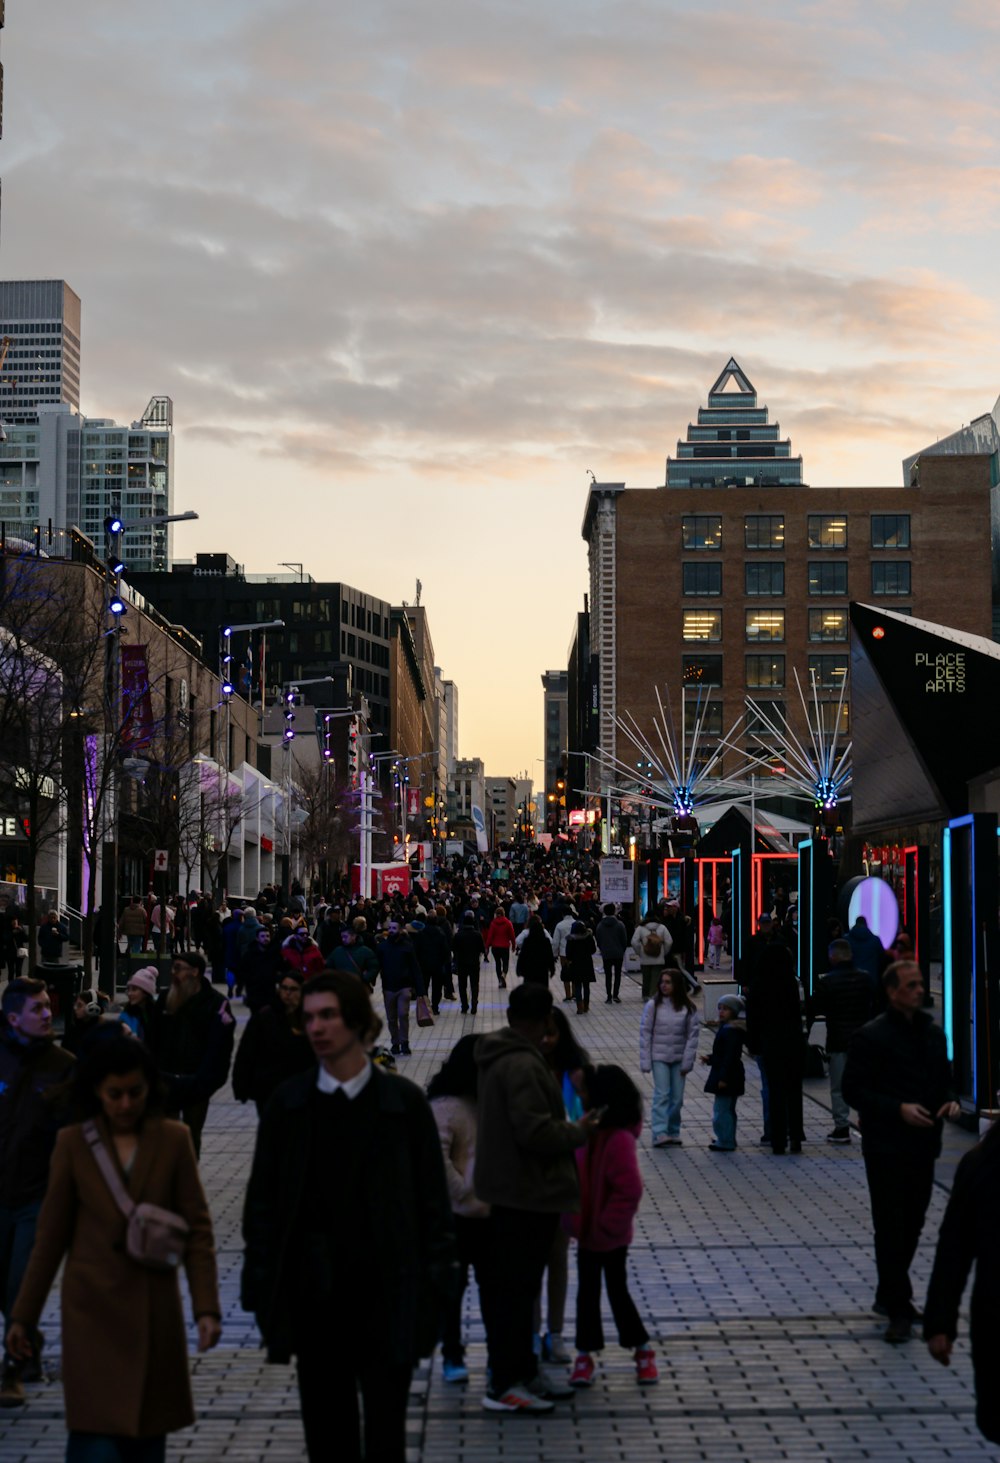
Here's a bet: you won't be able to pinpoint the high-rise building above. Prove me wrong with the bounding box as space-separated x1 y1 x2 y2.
0 280 82 424
0 396 174 571
666 357 802 490
541 670 568 829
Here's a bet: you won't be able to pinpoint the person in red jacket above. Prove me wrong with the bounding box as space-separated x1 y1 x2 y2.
564 1065 658 1389
484 910 516 989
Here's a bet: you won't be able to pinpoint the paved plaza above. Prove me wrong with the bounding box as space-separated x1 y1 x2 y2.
2 966 993 1463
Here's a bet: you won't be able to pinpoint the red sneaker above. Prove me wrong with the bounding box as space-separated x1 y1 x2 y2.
569 1353 595 1388
635 1346 658 1385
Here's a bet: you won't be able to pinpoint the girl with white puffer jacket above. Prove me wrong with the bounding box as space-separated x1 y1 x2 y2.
639 966 701 1147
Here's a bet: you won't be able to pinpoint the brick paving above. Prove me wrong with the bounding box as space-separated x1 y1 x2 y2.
2 961 992 1462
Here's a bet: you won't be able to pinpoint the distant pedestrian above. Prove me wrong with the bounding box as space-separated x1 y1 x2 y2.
484 910 516 989
706 916 724 970
594 905 628 1004
566 1065 657 1390
630 913 672 1000
565 922 597 1014
232 970 313 1116
639 968 701 1147
701 995 746 1152
515 915 556 986
745 943 804 1156
453 912 486 1015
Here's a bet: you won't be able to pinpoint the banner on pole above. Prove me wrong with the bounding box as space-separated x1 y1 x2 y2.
121 645 154 748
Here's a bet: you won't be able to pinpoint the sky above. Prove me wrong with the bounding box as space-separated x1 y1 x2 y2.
3 1 1000 780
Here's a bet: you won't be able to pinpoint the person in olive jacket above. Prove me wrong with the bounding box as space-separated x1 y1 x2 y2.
242 970 456 1463
842 960 958 1344
924 1118 1000 1444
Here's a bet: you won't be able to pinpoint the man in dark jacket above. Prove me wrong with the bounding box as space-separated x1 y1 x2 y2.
806 938 874 1145
242 970 455 1463
0 978 74 1405
152 952 235 1155
474 983 596 1414
411 912 452 1014
842 960 958 1343
378 920 423 1057
594 904 628 1003
452 911 486 1014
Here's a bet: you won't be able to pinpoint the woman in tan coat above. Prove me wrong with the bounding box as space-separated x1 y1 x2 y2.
6 1036 221 1462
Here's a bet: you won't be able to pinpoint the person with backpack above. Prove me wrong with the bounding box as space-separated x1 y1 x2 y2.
630 913 672 999
639 968 702 1147
565 1065 658 1389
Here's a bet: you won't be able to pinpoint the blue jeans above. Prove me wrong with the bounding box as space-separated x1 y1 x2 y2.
0 1200 42 1330
651 1060 686 1138
712 1094 738 1149
66 1436 166 1463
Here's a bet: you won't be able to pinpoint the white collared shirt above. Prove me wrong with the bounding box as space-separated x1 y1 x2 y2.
316 1059 372 1100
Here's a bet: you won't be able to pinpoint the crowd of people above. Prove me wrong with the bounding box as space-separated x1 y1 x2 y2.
0 847 997 1461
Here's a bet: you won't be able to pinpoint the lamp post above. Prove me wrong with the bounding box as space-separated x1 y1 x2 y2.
100 509 198 974
218 619 285 898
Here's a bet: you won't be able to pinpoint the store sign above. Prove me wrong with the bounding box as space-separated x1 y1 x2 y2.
915 651 966 695
0 813 28 842
600 857 634 904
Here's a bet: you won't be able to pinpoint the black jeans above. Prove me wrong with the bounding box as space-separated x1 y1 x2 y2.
603 958 623 998
575 1246 648 1352
295 1332 411 1462
429 967 450 1009
441 1214 491 1365
763 1050 803 1152
457 969 480 1011
863 1150 936 1321
491 947 510 979
480 1207 559 1394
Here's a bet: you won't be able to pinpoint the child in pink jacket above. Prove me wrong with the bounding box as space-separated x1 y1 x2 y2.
564 1064 658 1388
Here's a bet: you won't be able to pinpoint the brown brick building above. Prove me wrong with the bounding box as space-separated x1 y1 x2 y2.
582 365 995 795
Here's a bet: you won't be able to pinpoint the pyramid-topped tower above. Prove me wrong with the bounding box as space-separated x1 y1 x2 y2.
665 358 803 489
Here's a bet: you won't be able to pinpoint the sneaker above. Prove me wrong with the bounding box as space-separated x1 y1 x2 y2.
663 1136 683 1146
0 1368 25 1408
442 1359 470 1384
399 1043 411 1056
827 1127 851 1144
527 1371 575 1401
542 1332 571 1363
612 995 622 1003
708 1142 735 1152
635 1346 659 1385
652 1135 670 1148
569 1353 595 1388
482 1383 555 1413
884 1317 912 1344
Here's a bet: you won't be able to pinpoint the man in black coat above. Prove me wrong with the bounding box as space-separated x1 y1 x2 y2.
152 952 235 1155
806 938 874 1145
242 970 456 1463
843 959 958 1343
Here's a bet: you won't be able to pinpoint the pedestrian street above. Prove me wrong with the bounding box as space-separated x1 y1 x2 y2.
2 966 991 1463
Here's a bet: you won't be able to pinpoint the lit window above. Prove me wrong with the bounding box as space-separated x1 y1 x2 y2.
808 609 848 642
682 655 722 687
808 655 849 689
744 515 785 550
807 514 848 550
745 610 785 642
683 610 722 642
681 515 722 551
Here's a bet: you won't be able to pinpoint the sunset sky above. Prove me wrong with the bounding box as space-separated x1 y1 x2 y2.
3 1 999 779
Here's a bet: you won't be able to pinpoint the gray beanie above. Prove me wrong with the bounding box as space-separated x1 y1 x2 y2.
717 994 745 1017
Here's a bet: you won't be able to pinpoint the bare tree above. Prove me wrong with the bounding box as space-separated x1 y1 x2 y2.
293 760 353 897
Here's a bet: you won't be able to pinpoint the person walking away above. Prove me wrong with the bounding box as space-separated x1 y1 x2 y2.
639 968 701 1147
453 911 486 1015
428 1035 490 1385
842 959 958 1343
924 1118 1000 1445
232 970 314 1116
566 1065 657 1389
552 906 577 1004
847 914 887 987
150 952 235 1156
220 906 245 996
745 943 805 1156
6 1035 221 1456
565 921 597 1014
595 904 628 1003
805 938 874 1145
0 979 75 1407
413 912 453 1014
534 1009 589 1364
241 971 456 1463
515 915 556 986
701 995 746 1152
378 920 424 1057
706 915 725 971
630 913 672 1000
484 909 516 989
474 984 599 1414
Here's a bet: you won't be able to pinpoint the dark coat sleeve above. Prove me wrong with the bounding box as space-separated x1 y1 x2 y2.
842 1025 899 1125
923 1150 978 1340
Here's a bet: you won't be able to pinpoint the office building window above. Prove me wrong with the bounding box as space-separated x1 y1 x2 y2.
808 609 848 642
871 514 910 549
681 515 722 550
682 562 722 596
872 562 911 596
808 654 849 690
818 702 850 734
745 700 785 734
807 514 848 549
745 609 785 642
746 654 785 689
744 514 785 550
808 562 848 596
684 699 723 737
745 562 785 596
682 609 722 642
682 655 723 687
